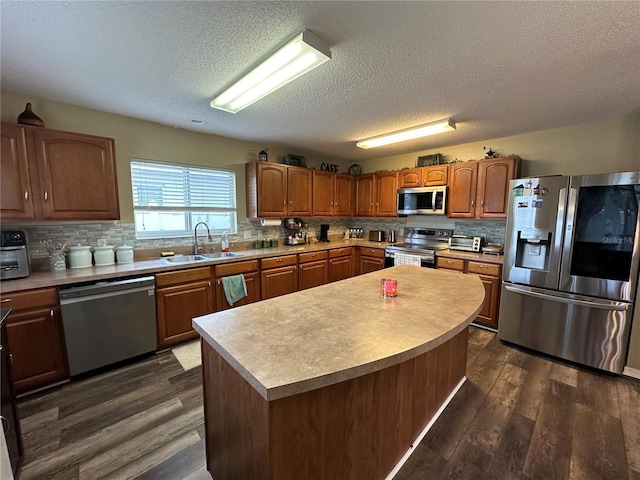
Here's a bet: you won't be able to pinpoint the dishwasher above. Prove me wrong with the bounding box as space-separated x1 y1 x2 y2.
59 276 156 376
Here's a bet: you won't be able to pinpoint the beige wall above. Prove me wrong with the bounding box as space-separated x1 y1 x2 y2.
361 111 640 176
1 90 347 223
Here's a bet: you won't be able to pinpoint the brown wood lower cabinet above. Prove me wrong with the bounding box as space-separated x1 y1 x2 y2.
0 287 69 394
328 247 354 282
201 327 468 480
298 251 328 291
155 267 213 349
261 255 298 300
214 260 260 310
358 246 385 275
436 257 502 329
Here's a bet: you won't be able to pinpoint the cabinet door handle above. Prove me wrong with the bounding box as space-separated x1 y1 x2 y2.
446 260 454 265
277 258 282 262
208 281 212 287
299 265 303 271
481 200 484 207
471 200 475 207
50 309 54 317
217 280 221 286
24 191 29 201
44 191 49 201
1 299 10 303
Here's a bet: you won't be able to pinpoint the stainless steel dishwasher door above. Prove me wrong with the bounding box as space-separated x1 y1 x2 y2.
59 276 156 376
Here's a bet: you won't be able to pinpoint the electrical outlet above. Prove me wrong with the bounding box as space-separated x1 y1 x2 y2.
244 230 252 239
257 230 263 239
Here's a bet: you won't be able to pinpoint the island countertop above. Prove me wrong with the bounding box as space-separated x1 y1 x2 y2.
193 265 485 401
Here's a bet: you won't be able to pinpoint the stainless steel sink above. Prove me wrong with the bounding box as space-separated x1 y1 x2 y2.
162 255 203 263
198 252 243 259
162 252 244 264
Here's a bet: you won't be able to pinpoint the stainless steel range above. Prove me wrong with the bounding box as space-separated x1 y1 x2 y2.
385 228 452 267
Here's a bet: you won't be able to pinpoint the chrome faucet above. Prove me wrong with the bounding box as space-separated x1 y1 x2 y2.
194 222 212 254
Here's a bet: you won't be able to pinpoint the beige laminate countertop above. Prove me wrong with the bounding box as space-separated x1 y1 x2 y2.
193 265 485 401
437 249 505 265
0 239 391 294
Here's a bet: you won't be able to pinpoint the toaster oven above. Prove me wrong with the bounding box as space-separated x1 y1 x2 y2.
448 235 482 252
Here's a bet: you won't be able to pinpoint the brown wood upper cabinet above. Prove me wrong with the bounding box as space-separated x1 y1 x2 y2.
0 287 69 394
1 123 120 221
312 171 354 216
355 172 398 217
246 162 312 218
448 156 520 219
398 165 448 188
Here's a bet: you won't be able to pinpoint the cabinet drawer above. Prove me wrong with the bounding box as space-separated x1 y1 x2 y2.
156 266 211 288
329 247 353 258
299 251 328 263
359 247 385 259
215 260 259 277
261 255 297 270
436 257 465 271
467 261 501 277
0 287 58 311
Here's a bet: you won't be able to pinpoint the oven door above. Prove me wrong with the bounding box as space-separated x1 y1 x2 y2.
385 248 436 268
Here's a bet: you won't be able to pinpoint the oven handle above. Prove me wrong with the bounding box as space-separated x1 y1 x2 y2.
504 284 629 311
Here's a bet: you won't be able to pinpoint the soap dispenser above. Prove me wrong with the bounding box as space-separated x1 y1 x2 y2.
221 231 229 252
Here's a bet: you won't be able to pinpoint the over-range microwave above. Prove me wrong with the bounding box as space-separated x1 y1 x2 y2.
397 186 447 215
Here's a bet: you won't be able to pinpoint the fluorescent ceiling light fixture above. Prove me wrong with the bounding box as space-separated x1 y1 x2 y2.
210 29 331 114
356 118 456 149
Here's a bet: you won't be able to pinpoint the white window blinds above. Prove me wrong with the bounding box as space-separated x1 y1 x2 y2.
130 159 237 238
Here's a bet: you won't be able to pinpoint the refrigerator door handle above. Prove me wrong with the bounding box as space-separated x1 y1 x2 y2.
504 284 629 311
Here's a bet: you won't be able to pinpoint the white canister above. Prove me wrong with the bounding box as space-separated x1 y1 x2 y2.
115 245 134 264
67 245 92 269
93 245 115 266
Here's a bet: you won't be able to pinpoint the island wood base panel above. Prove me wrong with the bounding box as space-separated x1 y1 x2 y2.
201 327 469 480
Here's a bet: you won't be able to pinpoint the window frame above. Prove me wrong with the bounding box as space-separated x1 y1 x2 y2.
130 158 238 239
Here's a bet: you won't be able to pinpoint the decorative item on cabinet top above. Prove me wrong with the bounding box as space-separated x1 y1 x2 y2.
283 154 306 167
258 149 268 162
416 153 445 167
17 102 45 127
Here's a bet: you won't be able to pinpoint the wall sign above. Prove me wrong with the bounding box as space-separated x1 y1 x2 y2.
320 163 339 172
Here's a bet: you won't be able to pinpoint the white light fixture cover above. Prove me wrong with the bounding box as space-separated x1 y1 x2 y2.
356 118 456 149
211 30 331 114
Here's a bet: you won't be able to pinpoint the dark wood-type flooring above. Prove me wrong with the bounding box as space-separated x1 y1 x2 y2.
16 327 640 479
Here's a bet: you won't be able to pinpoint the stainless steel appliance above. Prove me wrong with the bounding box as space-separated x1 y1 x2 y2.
385 228 452 267
448 235 482 252
397 186 447 215
0 230 29 280
60 276 157 376
368 230 385 242
499 171 640 373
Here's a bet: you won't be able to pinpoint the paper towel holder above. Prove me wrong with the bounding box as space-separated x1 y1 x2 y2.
260 218 282 227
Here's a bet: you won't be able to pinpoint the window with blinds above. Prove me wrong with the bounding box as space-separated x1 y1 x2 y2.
130 159 237 238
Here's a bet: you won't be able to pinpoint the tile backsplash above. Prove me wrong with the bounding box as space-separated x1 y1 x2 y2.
5 217 506 259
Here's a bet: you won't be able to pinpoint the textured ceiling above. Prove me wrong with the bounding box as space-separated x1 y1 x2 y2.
1 1 639 162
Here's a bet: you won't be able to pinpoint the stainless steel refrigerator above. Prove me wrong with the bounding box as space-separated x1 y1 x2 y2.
498 171 640 373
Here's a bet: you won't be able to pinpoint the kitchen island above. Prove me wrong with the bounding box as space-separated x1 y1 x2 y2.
193 265 485 480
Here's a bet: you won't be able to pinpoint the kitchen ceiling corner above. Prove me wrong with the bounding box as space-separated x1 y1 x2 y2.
1 1 638 161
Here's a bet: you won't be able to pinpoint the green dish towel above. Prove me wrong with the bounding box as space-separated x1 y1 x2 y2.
221 274 247 306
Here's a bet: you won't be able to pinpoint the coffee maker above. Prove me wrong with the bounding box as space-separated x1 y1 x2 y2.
319 224 330 242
